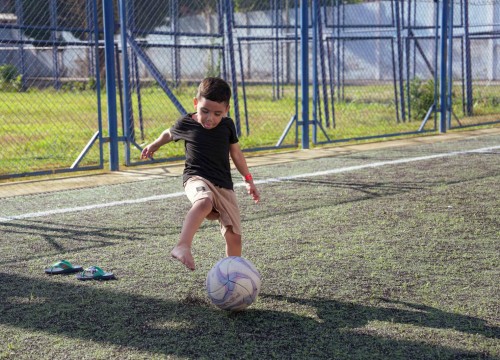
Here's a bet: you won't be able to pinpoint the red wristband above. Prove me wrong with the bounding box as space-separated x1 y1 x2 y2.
244 174 253 182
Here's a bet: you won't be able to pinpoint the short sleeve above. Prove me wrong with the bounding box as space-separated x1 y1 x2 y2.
227 118 239 144
169 115 191 141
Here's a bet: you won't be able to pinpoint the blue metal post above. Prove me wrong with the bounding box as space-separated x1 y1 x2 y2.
433 0 440 128
171 0 180 87
439 0 449 133
463 0 472 115
335 0 341 100
301 0 309 149
224 0 241 136
394 0 405 121
86 0 94 77
271 0 280 100
391 39 400 124
103 0 119 170
406 0 412 121
237 40 250 135
318 0 329 128
312 0 318 144
91 0 104 167
15 0 26 91
446 0 454 129
295 0 299 143
127 0 144 141
278 0 282 99
326 39 336 128
119 0 134 165
50 0 61 90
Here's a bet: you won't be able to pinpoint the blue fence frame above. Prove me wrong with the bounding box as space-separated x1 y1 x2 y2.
1 0 499 179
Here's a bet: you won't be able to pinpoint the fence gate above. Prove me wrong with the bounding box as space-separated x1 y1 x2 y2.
116 0 233 166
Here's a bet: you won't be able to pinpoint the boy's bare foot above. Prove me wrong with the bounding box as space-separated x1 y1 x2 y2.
171 245 195 271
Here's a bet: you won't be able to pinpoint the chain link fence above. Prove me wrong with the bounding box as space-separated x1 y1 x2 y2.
121 0 228 164
1 0 499 179
0 0 104 178
452 0 500 128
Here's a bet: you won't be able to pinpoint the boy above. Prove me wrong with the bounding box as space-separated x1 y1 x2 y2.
140 77 260 271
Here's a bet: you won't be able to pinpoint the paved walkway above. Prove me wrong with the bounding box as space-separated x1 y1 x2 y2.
1 127 499 199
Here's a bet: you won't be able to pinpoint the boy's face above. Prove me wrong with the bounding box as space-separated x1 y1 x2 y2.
193 97 230 129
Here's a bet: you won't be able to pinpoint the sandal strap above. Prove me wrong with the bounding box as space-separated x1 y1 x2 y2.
51 259 73 270
82 266 105 277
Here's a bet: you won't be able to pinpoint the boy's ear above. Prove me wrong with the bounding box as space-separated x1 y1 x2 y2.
193 97 198 108
225 104 230 115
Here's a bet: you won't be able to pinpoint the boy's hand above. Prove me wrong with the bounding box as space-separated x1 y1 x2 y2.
141 129 172 159
246 182 260 203
141 143 160 159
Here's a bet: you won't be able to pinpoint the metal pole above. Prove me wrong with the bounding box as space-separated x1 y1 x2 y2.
439 0 449 133
301 0 309 149
463 0 473 115
119 0 134 165
15 0 26 91
394 0 405 121
312 0 318 144
237 39 250 135
446 0 454 129
86 0 94 77
295 0 299 143
171 0 180 87
102 0 119 170
317 0 329 128
272 0 277 100
406 0 412 121
224 0 241 136
433 0 440 128
91 0 104 167
50 0 60 90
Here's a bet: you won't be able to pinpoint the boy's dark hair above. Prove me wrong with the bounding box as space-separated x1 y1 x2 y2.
196 77 231 105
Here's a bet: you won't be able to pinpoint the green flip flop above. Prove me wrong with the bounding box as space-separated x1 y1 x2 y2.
45 260 83 275
76 266 116 281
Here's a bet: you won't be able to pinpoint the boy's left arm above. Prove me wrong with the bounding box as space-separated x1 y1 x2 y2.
229 143 260 203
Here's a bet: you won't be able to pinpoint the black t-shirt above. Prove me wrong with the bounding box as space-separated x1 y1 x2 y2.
169 113 239 189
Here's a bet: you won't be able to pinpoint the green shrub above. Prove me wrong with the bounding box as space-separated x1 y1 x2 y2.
0 65 23 91
0 64 18 83
408 77 435 121
12 75 23 91
88 77 97 90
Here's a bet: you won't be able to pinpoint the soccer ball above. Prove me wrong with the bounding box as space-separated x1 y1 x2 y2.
206 256 261 311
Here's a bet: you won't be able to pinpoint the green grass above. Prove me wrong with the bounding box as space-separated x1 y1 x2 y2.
0 83 499 176
0 134 499 359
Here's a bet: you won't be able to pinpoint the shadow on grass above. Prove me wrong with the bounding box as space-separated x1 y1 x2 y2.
1 273 497 359
259 294 499 338
0 218 181 266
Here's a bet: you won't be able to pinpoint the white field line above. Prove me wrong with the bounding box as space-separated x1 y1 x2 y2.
0 145 498 222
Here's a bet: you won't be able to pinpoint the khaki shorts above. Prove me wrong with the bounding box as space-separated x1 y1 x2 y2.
184 176 241 236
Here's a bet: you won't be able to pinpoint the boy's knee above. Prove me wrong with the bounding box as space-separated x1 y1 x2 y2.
193 197 213 213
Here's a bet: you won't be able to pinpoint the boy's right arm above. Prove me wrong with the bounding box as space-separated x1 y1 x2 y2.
140 128 173 159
